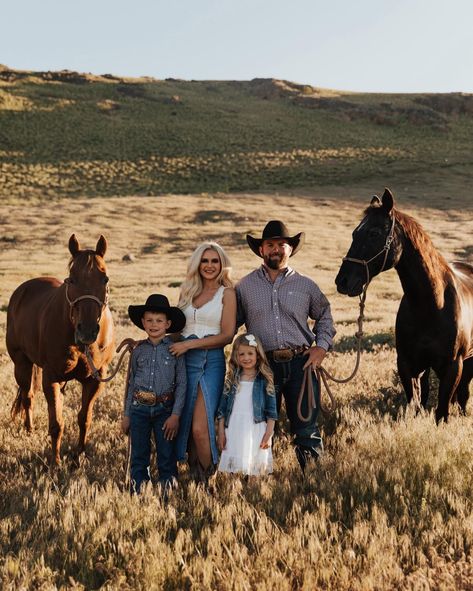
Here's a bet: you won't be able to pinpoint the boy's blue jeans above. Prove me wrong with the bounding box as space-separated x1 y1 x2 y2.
269 354 323 470
129 400 177 493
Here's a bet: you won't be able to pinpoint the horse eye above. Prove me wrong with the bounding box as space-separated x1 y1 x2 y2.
103 276 109 284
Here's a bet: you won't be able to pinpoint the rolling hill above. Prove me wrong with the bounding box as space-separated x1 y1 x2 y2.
0 65 472 199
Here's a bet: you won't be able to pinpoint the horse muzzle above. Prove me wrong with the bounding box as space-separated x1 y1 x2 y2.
75 323 100 345
335 272 365 297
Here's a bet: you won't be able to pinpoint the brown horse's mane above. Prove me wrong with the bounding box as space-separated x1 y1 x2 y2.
68 250 106 272
393 207 451 305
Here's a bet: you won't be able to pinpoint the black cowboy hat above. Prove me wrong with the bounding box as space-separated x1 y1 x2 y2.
246 220 305 258
128 294 186 333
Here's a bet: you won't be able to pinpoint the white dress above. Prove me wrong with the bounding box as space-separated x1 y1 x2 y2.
218 380 273 476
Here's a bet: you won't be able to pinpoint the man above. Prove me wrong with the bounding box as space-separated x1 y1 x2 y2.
236 220 336 471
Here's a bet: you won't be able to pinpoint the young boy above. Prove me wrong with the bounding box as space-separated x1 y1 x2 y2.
121 294 187 493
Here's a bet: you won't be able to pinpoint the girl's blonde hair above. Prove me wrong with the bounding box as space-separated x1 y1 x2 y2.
178 242 233 309
224 333 275 394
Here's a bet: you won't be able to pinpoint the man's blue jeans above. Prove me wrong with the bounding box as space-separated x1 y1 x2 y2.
269 354 323 470
129 400 177 492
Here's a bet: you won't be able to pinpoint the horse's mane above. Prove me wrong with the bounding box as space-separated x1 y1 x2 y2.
68 250 105 272
393 208 449 271
394 208 451 305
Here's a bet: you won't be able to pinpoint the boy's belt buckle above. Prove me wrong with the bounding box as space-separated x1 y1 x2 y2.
134 390 157 405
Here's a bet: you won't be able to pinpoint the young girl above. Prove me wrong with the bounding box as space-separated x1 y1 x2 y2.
217 333 278 476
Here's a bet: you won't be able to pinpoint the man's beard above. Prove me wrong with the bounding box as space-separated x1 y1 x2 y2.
265 255 282 270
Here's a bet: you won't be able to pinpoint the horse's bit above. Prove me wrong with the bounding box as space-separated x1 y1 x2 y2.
64 277 109 323
342 212 396 287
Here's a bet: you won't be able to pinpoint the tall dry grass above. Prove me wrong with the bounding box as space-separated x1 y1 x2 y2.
1 189 473 589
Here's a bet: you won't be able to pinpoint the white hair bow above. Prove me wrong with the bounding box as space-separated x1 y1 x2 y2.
246 334 257 347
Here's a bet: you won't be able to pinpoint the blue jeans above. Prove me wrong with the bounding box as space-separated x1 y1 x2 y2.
269 354 323 470
129 400 177 492
175 339 225 465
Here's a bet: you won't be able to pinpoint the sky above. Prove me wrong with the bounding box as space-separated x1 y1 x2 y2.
2 0 473 93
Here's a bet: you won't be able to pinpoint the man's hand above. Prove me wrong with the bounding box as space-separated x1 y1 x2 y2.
121 416 130 435
162 414 180 440
303 346 327 370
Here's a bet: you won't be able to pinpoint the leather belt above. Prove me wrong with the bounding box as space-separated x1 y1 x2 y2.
133 390 174 406
266 346 308 363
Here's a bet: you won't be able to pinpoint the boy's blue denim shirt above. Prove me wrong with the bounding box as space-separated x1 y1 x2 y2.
217 373 278 428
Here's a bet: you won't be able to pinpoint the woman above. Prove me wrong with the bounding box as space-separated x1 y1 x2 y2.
171 242 236 479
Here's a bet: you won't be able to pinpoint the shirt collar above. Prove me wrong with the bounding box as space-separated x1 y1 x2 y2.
145 336 171 347
259 264 293 280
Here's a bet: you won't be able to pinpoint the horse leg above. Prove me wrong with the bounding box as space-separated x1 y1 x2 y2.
11 353 35 432
42 374 65 466
420 367 431 408
397 354 421 408
454 357 473 414
436 357 463 424
77 377 106 456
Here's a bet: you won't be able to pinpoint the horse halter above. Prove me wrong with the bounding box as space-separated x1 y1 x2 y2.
343 213 396 287
64 277 109 323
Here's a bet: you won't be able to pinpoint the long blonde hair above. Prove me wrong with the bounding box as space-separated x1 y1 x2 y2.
178 242 233 309
224 333 275 394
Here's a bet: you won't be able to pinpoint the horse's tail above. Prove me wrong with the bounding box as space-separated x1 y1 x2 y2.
11 364 42 419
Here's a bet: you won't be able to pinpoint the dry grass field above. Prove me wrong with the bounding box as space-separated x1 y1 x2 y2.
1 182 473 590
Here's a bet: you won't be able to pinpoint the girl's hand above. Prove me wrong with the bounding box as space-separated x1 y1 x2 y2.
121 416 130 436
217 430 226 451
169 341 189 357
260 430 273 449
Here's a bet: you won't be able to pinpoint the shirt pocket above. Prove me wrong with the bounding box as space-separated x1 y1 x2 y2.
136 356 150 370
282 290 310 314
159 355 176 388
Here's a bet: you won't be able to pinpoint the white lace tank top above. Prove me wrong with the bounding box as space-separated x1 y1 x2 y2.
181 285 225 338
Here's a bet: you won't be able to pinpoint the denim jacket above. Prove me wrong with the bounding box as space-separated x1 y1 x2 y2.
217 374 278 428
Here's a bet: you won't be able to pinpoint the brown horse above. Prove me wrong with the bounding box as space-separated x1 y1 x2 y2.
6 235 114 464
335 188 473 423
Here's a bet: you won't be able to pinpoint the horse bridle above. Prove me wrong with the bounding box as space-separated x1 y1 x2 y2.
64 277 109 323
343 213 396 287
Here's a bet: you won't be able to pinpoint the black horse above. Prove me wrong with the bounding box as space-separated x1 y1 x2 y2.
335 188 473 422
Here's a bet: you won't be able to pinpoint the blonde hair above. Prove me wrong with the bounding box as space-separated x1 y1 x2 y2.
224 333 275 394
178 242 233 309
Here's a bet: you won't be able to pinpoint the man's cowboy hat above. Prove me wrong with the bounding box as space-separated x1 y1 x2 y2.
128 294 186 333
246 220 305 258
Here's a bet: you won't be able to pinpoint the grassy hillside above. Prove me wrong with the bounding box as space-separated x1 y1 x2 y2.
1 66 472 198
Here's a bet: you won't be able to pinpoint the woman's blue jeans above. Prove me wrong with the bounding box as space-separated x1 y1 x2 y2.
129 400 177 492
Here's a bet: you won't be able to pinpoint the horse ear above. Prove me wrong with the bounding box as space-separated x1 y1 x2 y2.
95 235 107 258
370 195 381 206
69 234 80 257
381 188 394 213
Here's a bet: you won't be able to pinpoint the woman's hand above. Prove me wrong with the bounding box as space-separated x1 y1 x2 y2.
169 341 190 357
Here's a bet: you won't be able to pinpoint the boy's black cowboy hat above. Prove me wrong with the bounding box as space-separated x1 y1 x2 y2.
246 220 305 258
128 294 186 333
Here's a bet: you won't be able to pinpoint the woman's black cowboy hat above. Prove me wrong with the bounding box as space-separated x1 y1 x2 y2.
128 294 186 333
246 220 305 258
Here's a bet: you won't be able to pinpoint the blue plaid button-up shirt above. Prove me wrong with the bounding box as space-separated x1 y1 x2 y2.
124 337 187 417
236 265 336 352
